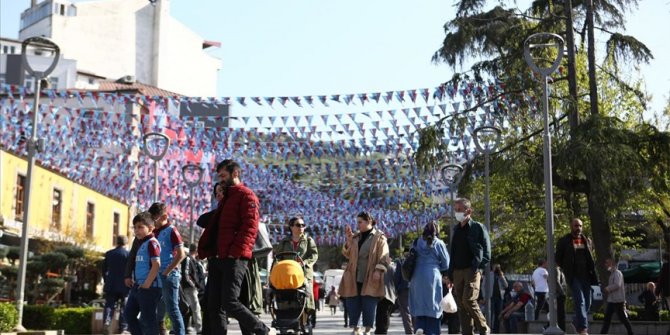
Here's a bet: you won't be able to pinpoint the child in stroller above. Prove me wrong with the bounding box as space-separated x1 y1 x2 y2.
269 251 313 335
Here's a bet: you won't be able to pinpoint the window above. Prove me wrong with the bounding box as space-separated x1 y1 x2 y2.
24 76 35 89
15 175 26 221
10 46 15 54
86 202 95 238
112 212 120 246
48 77 59 89
2 45 7 54
60 4 65 15
51 189 62 230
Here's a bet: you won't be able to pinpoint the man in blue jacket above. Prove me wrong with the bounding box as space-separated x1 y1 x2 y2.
448 197 491 335
103 235 130 335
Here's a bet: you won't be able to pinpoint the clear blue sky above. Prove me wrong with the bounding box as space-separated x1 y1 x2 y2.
1 0 668 115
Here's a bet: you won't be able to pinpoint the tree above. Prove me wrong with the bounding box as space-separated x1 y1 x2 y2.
421 0 668 282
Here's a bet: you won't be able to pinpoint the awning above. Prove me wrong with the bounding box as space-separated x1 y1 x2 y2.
622 262 661 283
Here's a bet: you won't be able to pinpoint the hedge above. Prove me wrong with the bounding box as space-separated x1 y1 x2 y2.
0 302 18 332
23 305 94 333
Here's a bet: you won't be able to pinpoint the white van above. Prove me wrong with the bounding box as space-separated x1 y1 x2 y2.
323 269 344 292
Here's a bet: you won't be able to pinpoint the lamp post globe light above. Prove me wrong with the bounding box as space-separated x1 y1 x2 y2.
182 164 204 247
440 163 464 243
14 37 60 331
472 125 502 325
524 32 565 335
142 132 170 203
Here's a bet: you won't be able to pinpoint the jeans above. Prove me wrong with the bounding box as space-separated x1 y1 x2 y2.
491 298 503 333
374 298 394 334
415 316 442 335
104 291 128 332
503 312 525 333
534 292 547 320
207 258 269 335
157 271 185 335
124 286 162 335
569 277 592 332
183 287 202 332
345 292 378 328
600 302 634 335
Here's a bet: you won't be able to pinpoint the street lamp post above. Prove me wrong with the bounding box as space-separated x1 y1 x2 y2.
473 125 502 325
181 164 204 247
440 163 464 243
15 37 60 331
142 132 170 203
524 32 565 335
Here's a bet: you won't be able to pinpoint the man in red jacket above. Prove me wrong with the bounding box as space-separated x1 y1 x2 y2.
204 160 275 335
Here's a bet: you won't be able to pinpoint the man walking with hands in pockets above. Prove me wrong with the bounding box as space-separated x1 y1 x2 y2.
448 198 491 335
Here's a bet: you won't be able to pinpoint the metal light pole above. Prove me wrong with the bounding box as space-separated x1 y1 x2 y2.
473 125 502 325
181 164 204 247
524 32 565 335
142 132 170 203
440 163 464 244
15 37 60 331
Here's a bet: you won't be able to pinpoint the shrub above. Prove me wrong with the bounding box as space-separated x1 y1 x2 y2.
53 307 94 334
661 310 669 321
23 305 95 333
23 305 56 330
593 312 605 320
0 302 18 332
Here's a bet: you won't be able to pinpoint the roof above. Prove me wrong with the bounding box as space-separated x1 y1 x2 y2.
76 69 107 79
96 80 182 97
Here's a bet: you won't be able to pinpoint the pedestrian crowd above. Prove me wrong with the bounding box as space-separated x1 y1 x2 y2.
100 160 670 335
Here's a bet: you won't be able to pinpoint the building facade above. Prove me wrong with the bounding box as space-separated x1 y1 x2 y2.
0 150 132 251
18 0 221 97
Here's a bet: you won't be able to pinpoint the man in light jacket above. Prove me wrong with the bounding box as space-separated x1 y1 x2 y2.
599 258 634 335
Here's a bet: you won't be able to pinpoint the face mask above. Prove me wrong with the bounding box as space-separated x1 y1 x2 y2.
454 211 466 222
510 291 517 298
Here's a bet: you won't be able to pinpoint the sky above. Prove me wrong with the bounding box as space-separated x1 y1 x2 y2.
1 0 668 115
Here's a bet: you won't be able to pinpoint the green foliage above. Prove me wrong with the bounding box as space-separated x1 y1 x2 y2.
592 312 605 320
23 305 57 330
40 252 69 272
661 310 669 321
40 278 65 297
0 302 18 332
53 307 94 334
0 246 8 259
23 305 94 333
7 246 20 264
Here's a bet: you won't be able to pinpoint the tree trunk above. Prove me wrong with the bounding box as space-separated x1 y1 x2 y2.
586 0 599 117
586 187 613 285
564 0 579 132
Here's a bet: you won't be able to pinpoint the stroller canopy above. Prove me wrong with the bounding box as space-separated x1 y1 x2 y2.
271 260 305 289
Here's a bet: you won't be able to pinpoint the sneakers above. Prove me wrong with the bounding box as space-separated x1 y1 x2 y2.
415 329 424 335
267 327 277 335
579 329 589 335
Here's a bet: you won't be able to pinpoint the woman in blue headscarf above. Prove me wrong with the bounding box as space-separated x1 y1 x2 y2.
409 221 451 334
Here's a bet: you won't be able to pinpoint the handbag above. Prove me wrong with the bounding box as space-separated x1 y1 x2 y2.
252 222 273 258
440 291 458 313
400 239 419 281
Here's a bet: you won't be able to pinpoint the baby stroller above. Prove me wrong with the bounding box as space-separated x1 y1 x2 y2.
269 251 313 335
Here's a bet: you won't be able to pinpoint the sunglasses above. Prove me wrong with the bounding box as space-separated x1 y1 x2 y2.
292 223 306 228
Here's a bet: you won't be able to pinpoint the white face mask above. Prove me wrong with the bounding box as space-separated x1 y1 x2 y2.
454 211 466 222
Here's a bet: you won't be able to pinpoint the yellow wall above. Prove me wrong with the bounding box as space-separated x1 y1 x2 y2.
0 150 130 251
